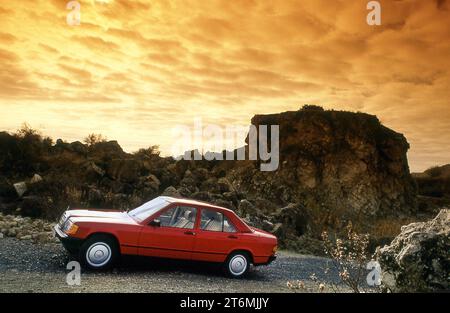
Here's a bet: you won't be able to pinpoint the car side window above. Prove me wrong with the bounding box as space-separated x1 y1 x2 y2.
223 215 237 233
200 209 237 233
159 206 197 229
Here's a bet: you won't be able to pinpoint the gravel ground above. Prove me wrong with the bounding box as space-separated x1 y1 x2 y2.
0 237 348 293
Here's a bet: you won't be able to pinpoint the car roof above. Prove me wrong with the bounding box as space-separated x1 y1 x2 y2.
158 196 234 213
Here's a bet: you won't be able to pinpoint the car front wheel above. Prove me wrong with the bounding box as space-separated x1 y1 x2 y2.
225 252 250 278
79 234 118 270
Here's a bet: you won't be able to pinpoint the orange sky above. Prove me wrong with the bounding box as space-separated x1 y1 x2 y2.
0 0 449 172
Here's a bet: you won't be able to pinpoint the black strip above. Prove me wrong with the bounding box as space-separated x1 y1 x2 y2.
0 293 445 312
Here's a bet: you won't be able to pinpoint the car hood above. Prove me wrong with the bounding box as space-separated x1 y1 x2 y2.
61 209 137 225
65 209 127 219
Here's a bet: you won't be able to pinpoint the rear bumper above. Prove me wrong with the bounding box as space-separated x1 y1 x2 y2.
255 254 277 266
54 225 83 253
267 254 277 264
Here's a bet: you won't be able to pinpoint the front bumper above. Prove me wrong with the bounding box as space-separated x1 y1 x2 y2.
54 225 83 253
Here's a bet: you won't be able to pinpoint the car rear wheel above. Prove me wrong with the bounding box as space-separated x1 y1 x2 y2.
79 234 118 270
225 251 250 278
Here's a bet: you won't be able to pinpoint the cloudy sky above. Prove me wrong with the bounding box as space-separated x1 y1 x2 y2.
0 0 449 172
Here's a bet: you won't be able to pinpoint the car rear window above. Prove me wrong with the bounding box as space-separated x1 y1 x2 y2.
159 206 197 229
200 208 236 233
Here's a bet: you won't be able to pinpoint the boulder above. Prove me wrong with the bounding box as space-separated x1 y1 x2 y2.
85 162 105 181
162 186 181 198
272 203 309 237
107 159 140 183
30 174 43 184
377 209 450 292
145 174 161 191
13 182 27 197
191 191 213 202
89 140 126 159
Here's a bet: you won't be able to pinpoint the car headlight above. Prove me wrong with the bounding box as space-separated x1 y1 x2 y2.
62 219 79 235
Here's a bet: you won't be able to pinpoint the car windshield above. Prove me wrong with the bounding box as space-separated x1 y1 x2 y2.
128 197 169 222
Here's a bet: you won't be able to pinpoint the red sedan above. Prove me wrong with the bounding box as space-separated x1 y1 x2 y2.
54 196 277 277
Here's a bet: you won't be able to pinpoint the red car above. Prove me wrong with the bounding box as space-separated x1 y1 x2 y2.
54 196 277 277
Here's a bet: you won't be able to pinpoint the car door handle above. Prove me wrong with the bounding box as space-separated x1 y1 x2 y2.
184 231 196 236
228 235 238 239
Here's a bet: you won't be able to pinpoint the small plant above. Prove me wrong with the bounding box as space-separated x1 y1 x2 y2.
134 145 161 158
83 133 107 146
286 280 306 292
15 123 41 138
321 222 370 293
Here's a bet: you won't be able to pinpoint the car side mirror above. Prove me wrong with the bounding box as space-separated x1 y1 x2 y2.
149 219 161 227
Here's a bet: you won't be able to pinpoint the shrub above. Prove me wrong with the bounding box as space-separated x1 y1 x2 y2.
133 145 161 158
84 133 107 146
321 223 373 293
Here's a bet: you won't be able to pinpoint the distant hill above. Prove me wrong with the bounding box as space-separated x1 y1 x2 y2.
412 164 450 197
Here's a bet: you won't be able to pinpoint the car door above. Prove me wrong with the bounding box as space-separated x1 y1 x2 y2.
192 208 240 262
138 205 198 260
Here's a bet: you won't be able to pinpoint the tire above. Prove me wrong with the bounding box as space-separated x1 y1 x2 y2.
79 234 119 270
224 251 250 278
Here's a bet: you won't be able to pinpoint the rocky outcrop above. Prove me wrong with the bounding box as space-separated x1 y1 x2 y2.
377 209 449 292
231 106 417 232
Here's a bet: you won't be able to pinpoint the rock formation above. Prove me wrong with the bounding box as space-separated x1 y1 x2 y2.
225 105 417 237
0 106 420 253
377 209 449 292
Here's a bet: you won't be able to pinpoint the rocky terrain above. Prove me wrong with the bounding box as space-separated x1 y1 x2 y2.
0 105 448 292
0 213 54 243
377 209 449 292
0 106 429 254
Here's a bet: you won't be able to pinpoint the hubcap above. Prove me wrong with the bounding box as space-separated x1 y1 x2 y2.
86 242 111 267
229 255 247 276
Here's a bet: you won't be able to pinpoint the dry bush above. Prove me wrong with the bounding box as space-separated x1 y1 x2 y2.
134 145 161 158
64 186 82 206
321 223 373 293
84 133 107 146
287 222 380 293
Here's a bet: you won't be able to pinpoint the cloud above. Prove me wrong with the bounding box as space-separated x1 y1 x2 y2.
0 32 17 44
38 43 59 54
0 0 449 171
72 35 120 52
